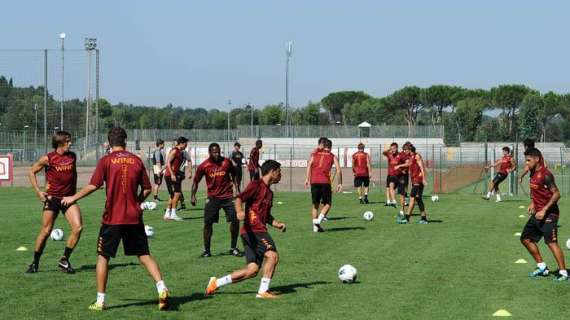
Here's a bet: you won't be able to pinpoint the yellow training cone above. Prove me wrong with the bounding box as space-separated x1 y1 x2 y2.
518 205 525 209
277 201 283 205
493 309 512 317
16 246 28 251
514 259 527 264
513 232 521 236
518 215 525 218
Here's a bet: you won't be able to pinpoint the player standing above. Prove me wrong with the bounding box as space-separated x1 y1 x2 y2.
204 160 286 299
519 148 567 281
397 143 412 216
305 139 342 232
248 139 262 181
230 142 245 192
191 143 242 257
61 127 171 310
352 143 371 204
383 143 400 207
177 147 193 210
151 139 166 202
163 136 188 221
26 131 83 274
484 146 515 202
400 145 429 224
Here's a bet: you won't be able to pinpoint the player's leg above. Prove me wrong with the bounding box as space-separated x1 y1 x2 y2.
59 204 83 273
153 174 162 201
256 234 279 298
389 181 397 206
355 178 363 204
163 176 174 219
398 179 406 218
178 191 186 210
28 208 57 272
90 224 121 311
169 191 182 220
416 185 428 224
520 217 549 277
311 185 324 232
363 177 370 204
316 184 332 228
223 199 242 256
385 177 391 206
542 221 568 281
202 198 219 257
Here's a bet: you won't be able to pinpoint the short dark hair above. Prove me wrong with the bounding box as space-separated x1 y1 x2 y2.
390 142 398 148
234 142 241 147
261 160 281 176
409 145 417 153
108 127 127 148
523 138 535 150
357 143 364 149
208 142 220 152
52 131 71 149
502 146 511 153
524 148 542 158
256 139 263 146
318 137 327 145
156 139 164 147
325 139 332 149
176 136 189 145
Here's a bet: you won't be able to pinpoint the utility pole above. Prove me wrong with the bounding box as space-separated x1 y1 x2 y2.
60 33 65 130
43 49 48 154
84 38 97 157
285 41 292 137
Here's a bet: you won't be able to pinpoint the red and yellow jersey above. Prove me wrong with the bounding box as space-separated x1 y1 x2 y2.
498 155 513 174
45 151 77 197
529 167 559 217
165 147 183 177
194 157 235 199
409 153 424 184
352 151 369 177
310 150 335 184
238 179 274 234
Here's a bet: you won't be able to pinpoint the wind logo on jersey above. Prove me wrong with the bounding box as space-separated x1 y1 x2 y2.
54 164 74 172
111 157 136 165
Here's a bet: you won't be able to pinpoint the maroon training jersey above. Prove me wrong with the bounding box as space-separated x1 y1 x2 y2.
384 151 400 177
165 147 183 177
529 166 559 218
398 152 410 175
352 151 369 177
248 147 260 172
498 155 513 174
238 179 274 234
90 150 151 225
409 153 424 184
194 157 235 199
310 150 335 184
45 151 77 197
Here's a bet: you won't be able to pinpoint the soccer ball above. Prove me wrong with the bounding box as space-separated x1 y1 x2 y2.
431 195 440 202
338 264 357 283
141 201 157 210
566 238 570 250
363 211 374 221
145 225 155 237
50 228 64 241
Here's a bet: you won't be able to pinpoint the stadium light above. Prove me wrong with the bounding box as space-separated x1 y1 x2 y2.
84 38 97 157
59 33 65 130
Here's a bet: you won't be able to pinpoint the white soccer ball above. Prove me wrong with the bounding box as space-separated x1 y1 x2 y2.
363 211 374 221
566 239 570 250
145 225 155 237
50 228 64 241
431 195 439 202
338 264 358 283
141 201 157 211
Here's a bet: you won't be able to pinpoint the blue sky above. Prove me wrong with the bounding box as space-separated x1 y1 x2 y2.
1 0 569 110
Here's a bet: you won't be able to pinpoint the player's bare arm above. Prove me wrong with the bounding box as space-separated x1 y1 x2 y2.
507 158 516 173
396 159 411 170
535 178 560 220
166 149 176 181
485 160 501 169
28 155 49 202
234 197 245 221
417 154 428 185
519 165 530 183
367 154 372 179
333 155 343 192
61 184 99 206
305 155 314 187
271 219 286 232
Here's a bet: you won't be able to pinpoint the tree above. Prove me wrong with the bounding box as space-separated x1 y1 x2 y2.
540 91 561 141
518 93 542 140
386 86 423 134
453 97 487 142
321 91 371 123
490 84 533 139
260 104 283 125
420 85 463 125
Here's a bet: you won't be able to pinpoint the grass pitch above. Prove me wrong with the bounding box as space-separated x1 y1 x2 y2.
2 188 570 319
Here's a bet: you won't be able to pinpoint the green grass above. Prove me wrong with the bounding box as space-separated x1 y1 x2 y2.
2 188 570 319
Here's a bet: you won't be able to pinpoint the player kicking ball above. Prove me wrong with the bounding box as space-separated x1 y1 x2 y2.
519 148 568 281
62 127 171 310
26 131 83 274
205 160 286 299
483 146 515 202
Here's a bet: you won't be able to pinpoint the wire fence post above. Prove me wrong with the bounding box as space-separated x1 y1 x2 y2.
289 146 293 192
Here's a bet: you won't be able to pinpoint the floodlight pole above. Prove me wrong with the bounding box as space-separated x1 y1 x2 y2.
43 49 48 154
227 99 232 145
95 49 100 159
84 38 97 158
285 41 292 137
60 33 65 130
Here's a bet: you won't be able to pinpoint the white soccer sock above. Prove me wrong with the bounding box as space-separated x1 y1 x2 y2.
164 208 171 217
359 196 362 199
312 218 319 225
560 269 568 277
156 280 167 294
216 275 232 288
364 193 368 196
317 213 325 224
537 262 547 270
96 292 106 304
496 194 501 201
171 208 177 216
258 277 271 294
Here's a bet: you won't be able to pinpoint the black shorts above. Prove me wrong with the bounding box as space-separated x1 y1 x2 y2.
354 176 370 188
153 173 163 185
249 170 260 181
165 173 184 196
43 196 71 215
311 183 332 206
235 168 243 181
242 232 277 266
521 215 559 244
97 224 150 258
410 184 424 198
204 197 237 225
386 175 400 188
492 172 508 186
398 174 409 195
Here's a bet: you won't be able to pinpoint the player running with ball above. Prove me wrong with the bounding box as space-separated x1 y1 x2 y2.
520 148 567 281
205 160 286 299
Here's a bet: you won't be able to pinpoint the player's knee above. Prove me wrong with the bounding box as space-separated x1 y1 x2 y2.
265 250 279 264
246 264 259 278
520 237 532 245
40 226 52 237
72 224 83 235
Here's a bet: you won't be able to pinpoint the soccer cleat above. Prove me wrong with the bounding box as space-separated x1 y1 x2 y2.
154 197 162 202
256 291 279 299
384 202 389 207
529 267 549 278
322 216 328 222
313 224 325 233
162 212 171 221
88 302 106 311
26 263 39 273
481 196 490 201
58 258 76 274
179 203 187 210
364 196 369 204
553 272 569 282
158 289 170 310
419 219 429 225
169 213 183 221
359 199 364 204
396 218 408 224
205 277 218 296
229 248 243 257
200 251 212 258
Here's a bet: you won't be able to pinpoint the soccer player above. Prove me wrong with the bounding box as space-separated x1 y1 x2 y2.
484 146 515 202
305 139 342 232
191 143 241 257
399 145 429 224
151 139 166 201
204 160 286 299
163 136 188 221
397 142 412 214
352 143 371 204
26 131 82 274
177 146 193 210
383 142 400 207
230 142 245 192
519 148 567 281
248 139 262 181
61 127 170 310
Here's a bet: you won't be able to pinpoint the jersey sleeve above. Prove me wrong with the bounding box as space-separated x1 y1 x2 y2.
237 181 257 202
544 173 557 190
193 163 205 183
90 158 107 188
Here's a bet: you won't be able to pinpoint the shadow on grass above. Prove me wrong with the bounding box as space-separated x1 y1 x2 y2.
427 219 443 223
218 280 332 296
327 216 349 221
77 262 139 272
326 227 366 232
107 292 208 311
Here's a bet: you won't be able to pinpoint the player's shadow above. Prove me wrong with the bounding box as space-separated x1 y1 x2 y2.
77 262 139 272
182 216 203 220
366 201 384 204
107 292 208 311
218 281 331 296
326 227 366 232
327 216 349 221
427 219 443 223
